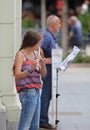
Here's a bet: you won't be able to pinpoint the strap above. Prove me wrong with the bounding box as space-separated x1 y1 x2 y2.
20 51 28 60
20 50 37 61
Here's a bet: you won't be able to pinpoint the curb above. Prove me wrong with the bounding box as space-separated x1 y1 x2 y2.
70 63 90 68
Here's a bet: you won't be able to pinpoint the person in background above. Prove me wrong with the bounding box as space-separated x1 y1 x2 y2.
40 15 62 129
13 30 47 130
68 16 84 48
78 0 90 34
80 0 89 14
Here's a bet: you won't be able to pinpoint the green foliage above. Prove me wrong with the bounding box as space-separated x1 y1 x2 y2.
72 54 90 63
78 12 90 34
22 18 35 28
62 53 90 63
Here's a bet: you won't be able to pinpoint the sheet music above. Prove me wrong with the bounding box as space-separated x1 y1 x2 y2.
58 46 80 71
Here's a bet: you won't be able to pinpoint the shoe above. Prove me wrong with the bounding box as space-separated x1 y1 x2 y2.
40 123 56 129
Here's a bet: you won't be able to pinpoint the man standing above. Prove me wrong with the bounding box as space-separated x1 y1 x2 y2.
40 15 62 129
69 16 83 48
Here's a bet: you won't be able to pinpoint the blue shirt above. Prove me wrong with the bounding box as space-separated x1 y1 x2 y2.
41 29 56 76
70 21 83 45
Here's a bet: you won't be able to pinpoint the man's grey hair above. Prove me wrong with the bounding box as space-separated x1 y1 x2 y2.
46 15 59 26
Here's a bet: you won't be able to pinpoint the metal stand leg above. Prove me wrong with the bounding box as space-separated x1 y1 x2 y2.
55 69 60 130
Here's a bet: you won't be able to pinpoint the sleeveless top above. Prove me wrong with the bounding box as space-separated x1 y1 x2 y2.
15 51 42 92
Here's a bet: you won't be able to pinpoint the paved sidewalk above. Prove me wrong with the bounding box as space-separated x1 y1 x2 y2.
40 67 90 130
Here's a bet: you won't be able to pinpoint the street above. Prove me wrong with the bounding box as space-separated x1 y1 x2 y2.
40 66 90 130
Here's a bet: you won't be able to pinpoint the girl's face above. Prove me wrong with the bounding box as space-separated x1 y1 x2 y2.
33 40 41 51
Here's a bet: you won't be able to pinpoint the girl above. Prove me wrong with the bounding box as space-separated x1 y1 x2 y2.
13 30 47 130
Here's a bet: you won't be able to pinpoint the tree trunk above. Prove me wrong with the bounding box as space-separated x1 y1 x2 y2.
41 0 46 31
62 0 69 57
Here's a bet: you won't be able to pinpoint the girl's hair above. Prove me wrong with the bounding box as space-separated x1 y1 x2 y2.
20 30 41 50
12 30 41 75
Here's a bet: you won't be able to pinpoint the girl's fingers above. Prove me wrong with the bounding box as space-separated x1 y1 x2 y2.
30 60 39 70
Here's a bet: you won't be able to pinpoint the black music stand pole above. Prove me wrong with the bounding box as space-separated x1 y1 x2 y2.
55 68 60 130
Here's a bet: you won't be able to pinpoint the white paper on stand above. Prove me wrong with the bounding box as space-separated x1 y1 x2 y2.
58 46 80 71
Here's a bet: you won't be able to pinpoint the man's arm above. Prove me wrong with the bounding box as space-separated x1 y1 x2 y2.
40 48 52 64
41 35 52 64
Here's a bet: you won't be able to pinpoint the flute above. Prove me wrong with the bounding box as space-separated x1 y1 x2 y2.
36 47 40 70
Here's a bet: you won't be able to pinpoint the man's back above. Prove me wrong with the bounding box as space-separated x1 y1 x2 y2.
41 29 56 76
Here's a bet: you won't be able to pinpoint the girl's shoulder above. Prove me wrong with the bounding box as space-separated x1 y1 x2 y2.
15 50 26 62
16 50 24 57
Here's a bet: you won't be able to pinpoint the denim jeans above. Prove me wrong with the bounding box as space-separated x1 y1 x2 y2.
18 88 40 130
40 76 52 125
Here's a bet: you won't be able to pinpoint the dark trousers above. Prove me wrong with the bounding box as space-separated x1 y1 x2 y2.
40 75 52 125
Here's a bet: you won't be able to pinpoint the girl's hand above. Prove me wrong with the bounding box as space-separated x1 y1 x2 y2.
39 58 46 67
30 60 38 71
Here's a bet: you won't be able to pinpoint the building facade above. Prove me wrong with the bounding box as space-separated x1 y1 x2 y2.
0 0 22 130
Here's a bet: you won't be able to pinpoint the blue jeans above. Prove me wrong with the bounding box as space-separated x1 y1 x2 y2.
40 76 52 125
18 88 40 130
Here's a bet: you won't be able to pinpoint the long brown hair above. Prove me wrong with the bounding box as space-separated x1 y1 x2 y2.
20 30 41 50
12 30 41 75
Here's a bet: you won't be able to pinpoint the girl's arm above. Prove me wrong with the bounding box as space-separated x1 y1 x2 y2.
40 59 47 77
39 48 47 77
14 52 29 80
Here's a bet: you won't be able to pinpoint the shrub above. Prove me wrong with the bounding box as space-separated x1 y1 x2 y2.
22 18 35 28
72 54 90 63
